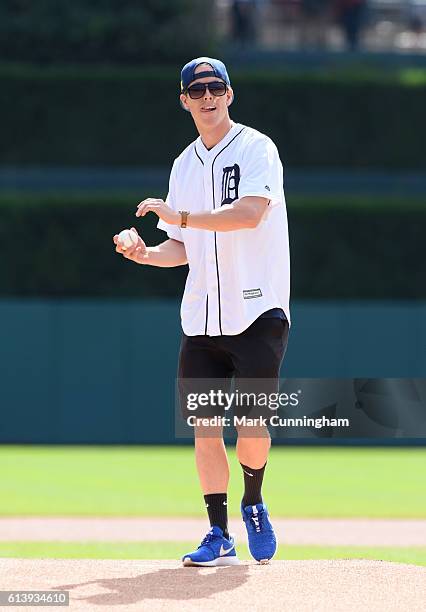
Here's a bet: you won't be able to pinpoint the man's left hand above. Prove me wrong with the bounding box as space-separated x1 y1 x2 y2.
136 198 179 225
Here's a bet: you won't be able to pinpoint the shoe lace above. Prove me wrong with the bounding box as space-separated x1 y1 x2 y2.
250 507 263 533
199 530 216 549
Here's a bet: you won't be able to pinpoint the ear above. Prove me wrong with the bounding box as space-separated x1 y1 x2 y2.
180 93 190 112
226 87 234 107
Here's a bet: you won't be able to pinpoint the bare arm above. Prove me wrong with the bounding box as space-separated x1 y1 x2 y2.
185 196 269 231
136 196 270 232
113 230 187 267
140 238 187 267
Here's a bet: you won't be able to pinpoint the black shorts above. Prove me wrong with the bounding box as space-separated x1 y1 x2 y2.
177 317 289 422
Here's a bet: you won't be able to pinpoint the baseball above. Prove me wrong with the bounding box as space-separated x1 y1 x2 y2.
118 229 138 250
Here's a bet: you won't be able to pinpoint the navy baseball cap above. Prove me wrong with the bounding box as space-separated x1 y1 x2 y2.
180 57 231 92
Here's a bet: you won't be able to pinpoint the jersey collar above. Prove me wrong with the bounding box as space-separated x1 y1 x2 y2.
196 122 242 162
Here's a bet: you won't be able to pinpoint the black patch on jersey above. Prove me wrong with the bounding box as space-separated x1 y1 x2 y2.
221 163 240 205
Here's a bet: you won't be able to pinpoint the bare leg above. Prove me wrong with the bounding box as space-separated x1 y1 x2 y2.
236 426 271 468
195 427 229 493
182 428 234 564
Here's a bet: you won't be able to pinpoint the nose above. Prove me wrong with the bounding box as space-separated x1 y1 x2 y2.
203 85 214 100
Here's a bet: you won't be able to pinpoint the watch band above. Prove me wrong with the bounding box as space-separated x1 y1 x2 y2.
179 210 190 228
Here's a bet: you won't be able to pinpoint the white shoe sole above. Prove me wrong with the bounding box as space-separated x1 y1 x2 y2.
182 556 240 567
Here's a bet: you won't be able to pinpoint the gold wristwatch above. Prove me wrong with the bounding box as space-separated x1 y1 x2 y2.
179 210 190 228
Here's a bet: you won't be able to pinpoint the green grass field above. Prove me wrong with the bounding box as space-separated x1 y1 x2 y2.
1 446 425 518
0 543 425 566
1 446 425 566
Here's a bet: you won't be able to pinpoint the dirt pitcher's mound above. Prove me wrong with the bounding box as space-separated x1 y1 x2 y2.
1 559 425 611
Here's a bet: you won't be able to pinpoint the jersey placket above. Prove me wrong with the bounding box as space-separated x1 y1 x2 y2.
204 155 221 336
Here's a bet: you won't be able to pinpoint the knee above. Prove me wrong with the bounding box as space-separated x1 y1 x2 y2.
195 428 224 451
236 425 271 443
237 430 270 460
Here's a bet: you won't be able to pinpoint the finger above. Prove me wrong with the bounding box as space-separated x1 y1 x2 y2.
137 199 153 208
136 204 149 218
115 240 128 253
124 244 137 257
123 248 135 259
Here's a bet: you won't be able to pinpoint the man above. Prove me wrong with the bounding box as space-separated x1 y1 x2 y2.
113 57 290 566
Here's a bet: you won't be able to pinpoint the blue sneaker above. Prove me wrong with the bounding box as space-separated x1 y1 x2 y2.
182 526 239 567
241 503 277 563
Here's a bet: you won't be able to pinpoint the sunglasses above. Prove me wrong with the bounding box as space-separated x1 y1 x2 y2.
185 81 227 100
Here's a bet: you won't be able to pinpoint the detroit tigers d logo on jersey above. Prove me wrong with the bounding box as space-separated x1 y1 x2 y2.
221 164 240 205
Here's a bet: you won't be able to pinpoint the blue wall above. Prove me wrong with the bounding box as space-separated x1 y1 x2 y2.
1 299 425 443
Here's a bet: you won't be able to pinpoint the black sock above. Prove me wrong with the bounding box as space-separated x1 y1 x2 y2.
204 493 229 539
241 462 266 507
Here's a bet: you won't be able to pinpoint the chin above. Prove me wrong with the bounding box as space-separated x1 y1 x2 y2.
199 113 224 127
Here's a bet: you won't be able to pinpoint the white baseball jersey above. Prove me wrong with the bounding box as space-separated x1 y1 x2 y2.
157 122 290 336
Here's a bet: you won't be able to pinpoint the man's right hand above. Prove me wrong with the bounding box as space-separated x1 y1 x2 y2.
113 227 147 264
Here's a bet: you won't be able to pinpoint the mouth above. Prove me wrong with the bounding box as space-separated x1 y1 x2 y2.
200 106 216 113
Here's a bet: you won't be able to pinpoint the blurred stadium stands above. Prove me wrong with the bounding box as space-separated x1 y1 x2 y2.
216 0 426 51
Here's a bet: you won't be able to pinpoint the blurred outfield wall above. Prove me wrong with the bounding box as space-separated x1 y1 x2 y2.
0 299 425 444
